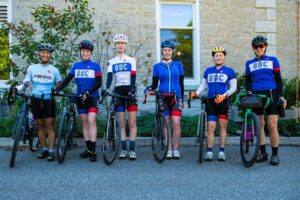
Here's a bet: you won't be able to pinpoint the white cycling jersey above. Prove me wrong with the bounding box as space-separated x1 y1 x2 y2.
107 54 136 87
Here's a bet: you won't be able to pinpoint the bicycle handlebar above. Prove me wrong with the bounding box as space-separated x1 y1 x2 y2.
187 91 209 108
233 90 271 109
52 93 77 98
99 91 135 105
143 91 175 104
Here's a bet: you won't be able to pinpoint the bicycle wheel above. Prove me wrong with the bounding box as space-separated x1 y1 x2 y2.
67 110 76 150
27 119 37 152
56 111 70 164
102 114 121 165
152 112 170 163
10 111 26 168
197 112 206 163
240 112 261 167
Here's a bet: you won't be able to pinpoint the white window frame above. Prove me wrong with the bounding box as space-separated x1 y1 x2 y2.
156 0 201 86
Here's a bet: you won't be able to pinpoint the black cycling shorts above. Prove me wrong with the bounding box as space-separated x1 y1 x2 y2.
76 97 99 114
114 86 137 112
206 99 229 121
252 90 278 116
160 96 182 117
31 97 56 119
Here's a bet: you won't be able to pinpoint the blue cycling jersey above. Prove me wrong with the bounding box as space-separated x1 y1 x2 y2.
153 61 184 98
24 63 61 99
203 65 236 98
69 60 102 97
245 55 280 91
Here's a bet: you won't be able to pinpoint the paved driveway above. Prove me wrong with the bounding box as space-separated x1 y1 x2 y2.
0 146 299 200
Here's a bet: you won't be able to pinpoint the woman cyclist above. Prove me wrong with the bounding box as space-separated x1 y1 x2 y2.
55 40 102 162
12 42 61 162
102 34 138 160
245 35 286 165
190 46 237 161
145 40 184 159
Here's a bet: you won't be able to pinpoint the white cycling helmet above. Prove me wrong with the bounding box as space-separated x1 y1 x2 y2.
113 33 128 43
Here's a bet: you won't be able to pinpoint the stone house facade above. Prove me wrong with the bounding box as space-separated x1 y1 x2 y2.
4 0 298 112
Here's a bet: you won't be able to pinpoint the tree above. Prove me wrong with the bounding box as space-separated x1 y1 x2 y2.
0 27 10 79
5 0 95 82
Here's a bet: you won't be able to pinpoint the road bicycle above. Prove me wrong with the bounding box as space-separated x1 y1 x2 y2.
187 92 209 163
7 91 37 168
233 90 271 167
52 93 78 164
100 91 134 165
143 91 174 163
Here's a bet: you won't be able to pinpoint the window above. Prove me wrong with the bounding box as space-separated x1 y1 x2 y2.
0 2 7 22
157 0 200 85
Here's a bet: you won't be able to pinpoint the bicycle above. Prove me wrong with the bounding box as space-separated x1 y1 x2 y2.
7 91 37 168
100 91 134 165
233 90 271 167
52 93 78 164
187 92 209 163
143 91 172 163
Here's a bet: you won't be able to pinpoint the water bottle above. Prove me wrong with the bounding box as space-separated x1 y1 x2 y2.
277 99 285 118
28 111 34 129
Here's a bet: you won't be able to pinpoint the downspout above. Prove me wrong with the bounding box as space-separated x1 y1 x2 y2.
296 0 299 123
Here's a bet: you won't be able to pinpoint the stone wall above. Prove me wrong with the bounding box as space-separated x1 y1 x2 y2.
10 0 298 102
10 0 297 77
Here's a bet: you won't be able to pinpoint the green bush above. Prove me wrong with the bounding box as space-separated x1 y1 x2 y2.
284 77 300 109
1 111 300 137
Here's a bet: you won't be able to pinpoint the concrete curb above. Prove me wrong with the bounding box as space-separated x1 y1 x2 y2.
0 136 299 148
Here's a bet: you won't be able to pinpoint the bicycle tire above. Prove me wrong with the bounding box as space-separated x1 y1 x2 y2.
240 112 261 167
152 112 170 163
67 110 76 150
198 112 206 163
102 114 121 165
28 120 37 152
10 111 26 168
56 111 70 164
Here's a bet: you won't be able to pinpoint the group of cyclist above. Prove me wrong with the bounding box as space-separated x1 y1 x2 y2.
10 33 286 166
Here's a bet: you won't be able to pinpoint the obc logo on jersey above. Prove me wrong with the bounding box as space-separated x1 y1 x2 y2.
75 69 95 78
249 61 273 72
112 63 131 73
207 73 228 83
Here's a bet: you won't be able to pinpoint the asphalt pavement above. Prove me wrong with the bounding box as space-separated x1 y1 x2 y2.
0 145 299 200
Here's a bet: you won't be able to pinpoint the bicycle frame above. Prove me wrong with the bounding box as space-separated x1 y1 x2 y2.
234 91 271 140
14 93 36 150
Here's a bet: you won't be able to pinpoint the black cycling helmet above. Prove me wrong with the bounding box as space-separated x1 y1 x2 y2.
38 43 54 53
161 40 175 50
252 35 268 46
79 40 94 51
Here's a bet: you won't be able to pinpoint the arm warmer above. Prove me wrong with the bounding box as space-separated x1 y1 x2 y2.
274 70 283 97
195 78 208 96
245 75 252 91
130 74 136 91
106 72 113 89
56 73 74 91
88 76 102 94
180 75 184 98
147 76 159 91
222 78 237 97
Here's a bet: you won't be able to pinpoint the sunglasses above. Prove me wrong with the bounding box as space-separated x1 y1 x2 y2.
253 44 266 49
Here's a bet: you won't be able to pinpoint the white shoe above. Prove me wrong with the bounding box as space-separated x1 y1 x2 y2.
119 150 128 159
166 150 173 159
218 151 226 161
128 151 137 160
205 151 213 161
173 150 180 159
